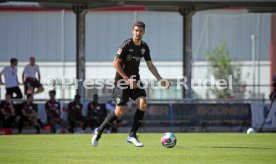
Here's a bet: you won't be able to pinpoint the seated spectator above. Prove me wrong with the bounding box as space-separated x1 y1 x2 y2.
45 90 69 133
87 94 101 131
0 58 23 99
0 93 16 129
68 94 86 133
19 94 44 134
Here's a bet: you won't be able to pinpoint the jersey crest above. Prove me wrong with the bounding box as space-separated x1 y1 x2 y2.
126 55 132 61
141 48 146 55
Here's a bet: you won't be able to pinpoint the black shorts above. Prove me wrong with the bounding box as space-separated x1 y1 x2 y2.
24 78 43 93
112 85 147 106
6 86 23 99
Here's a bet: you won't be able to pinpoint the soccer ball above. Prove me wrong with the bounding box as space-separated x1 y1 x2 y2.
246 127 256 134
161 132 177 148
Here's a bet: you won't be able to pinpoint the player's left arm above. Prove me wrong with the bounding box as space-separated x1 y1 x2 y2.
16 75 20 85
37 66 41 81
146 61 162 80
38 73 41 82
146 61 170 88
22 66 26 83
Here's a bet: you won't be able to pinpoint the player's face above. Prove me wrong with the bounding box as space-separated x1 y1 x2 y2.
49 93 55 99
12 61 18 67
30 58 35 65
132 26 144 42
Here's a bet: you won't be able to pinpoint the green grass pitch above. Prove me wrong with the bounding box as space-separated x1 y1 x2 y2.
0 133 276 164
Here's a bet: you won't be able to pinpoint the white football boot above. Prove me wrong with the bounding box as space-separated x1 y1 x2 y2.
127 136 144 147
91 128 101 147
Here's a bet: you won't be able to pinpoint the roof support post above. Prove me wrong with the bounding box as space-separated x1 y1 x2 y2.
73 4 87 98
180 7 195 99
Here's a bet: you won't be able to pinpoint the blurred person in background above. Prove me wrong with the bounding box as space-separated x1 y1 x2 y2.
0 58 23 99
87 94 101 132
22 57 44 95
45 90 69 133
19 94 44 134
68 94 87 133
0 93 16 129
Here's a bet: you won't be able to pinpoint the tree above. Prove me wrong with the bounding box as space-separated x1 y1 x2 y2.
205 42 246 99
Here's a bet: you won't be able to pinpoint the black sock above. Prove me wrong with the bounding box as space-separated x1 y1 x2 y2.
35 126 40 134
18 125 23 133
69 122 75 133
18 120 23 133
97 111 117 134
129 109 145 137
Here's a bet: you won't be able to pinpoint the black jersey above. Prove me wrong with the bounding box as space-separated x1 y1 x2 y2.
22 101 36 114
68 101 83 116
115 38 151 82
45 99 60 117
0 100 13 114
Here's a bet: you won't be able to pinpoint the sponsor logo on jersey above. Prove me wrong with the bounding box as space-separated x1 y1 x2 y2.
129 49 133 52
133 56 141 61
117 48 122 55
127 55 141 61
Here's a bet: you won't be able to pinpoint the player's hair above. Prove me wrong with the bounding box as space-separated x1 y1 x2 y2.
75 94 81 100
49 90 56 95
132 21 145 30
10 58 18 64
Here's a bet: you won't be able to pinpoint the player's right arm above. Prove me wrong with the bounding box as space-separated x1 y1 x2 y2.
0 67 5 85
113 42 138 88
22 66 26 83
113 57 128 81
113 57 137 88
0 73 3 85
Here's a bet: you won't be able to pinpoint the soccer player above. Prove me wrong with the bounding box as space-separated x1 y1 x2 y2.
45 90 69 133
22 57 44 95
86 94 103 132
68 94 87 133
0 58 23 99
19 94 43 134
92 21 169 147
0 93 16 128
